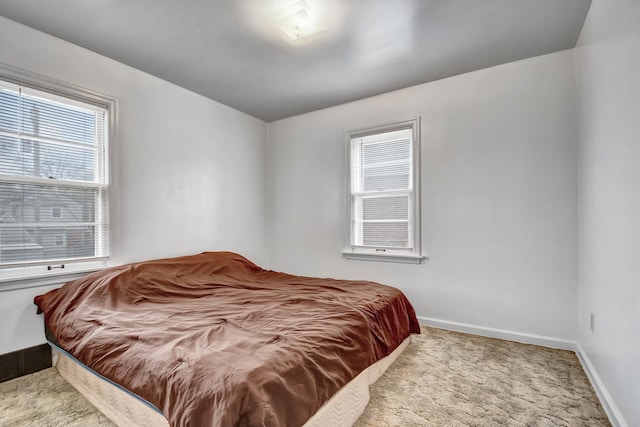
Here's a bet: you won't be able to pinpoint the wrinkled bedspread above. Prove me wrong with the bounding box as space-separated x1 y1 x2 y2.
34 252 420 427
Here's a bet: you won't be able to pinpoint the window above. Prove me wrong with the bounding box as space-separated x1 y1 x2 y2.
0 75 110 274
343 118 423 264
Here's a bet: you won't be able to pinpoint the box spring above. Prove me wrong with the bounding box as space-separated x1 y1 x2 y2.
53 336 411 427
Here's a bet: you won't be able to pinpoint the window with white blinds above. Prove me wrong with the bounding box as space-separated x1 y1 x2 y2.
0 78 110 270
344 119 422 263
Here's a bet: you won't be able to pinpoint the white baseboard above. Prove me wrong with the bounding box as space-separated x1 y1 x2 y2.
417 316 576 351
576 343 627 427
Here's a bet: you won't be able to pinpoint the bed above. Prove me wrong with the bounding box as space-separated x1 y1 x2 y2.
35 252 420 427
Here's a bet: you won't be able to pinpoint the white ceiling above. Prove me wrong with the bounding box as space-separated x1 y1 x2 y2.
0 0 591 122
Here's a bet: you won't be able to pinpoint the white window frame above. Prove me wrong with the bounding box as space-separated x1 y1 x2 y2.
0 64 115 284
342 118 423 264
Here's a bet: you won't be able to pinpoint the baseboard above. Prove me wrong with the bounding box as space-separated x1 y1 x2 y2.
576 343 627 427
418 316 576 351
0 343 52 383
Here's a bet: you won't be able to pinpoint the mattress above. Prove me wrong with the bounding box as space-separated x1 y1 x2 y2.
53 336 411 427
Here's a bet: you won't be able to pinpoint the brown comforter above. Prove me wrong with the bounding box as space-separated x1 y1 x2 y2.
34 252 420 427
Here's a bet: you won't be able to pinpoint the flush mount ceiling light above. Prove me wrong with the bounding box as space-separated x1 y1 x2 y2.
273 0 327 42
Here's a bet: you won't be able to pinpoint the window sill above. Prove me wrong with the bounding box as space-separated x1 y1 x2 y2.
341 250 426 264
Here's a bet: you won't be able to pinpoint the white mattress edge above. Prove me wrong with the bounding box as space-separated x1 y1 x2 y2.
54 335 413 427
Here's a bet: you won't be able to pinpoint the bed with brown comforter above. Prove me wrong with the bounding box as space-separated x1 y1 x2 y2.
34 251 420 427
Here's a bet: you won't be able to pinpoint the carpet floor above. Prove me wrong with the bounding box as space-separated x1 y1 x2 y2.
0 327 609 426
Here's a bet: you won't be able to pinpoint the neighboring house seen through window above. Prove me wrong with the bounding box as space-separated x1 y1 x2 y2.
343 118 423 264
0 76 110 274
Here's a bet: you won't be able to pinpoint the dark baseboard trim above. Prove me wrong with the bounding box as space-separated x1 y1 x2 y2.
0 344 52 383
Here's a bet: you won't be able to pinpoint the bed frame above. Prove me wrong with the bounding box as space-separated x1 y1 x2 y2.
53 336 411 427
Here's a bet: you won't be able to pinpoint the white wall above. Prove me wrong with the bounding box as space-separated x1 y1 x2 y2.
0 17 268 354
575 0 640 425
267 50 578 343
0 285 60 354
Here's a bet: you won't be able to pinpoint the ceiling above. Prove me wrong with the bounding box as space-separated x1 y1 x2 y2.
0 0 591 122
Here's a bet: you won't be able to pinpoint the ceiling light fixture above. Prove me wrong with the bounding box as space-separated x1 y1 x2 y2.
273 0 327 42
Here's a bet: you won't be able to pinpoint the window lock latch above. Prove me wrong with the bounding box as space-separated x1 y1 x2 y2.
47 264 65 271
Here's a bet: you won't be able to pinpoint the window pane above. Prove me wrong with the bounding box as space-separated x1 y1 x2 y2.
0 136 96 181
362 195 408 220
0 182 104 263
0 182 98 222
22 93 97 145
362 137 410 164
362 222 409 248
360 135 412 192
1 87 97 144
363 163 410 191
0 225 97 262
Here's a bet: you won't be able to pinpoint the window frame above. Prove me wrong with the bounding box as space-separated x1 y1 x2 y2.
0 64 116 283
343 118 423 264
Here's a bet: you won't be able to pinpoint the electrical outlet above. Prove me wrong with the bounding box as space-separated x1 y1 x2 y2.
590 313 595 333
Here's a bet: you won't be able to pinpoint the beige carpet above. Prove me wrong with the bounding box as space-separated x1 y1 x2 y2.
0 327 609 426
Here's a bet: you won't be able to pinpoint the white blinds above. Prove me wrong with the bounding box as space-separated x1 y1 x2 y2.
0 80 109 266
350 128 413 249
